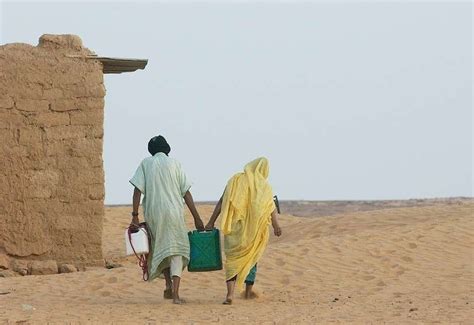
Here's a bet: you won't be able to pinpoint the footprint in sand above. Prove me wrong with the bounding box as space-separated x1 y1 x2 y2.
107 277 118 283
380 256 390 263
100 291 111 297
377 280 386 287
276 258 286 266
279 276 290 285
260 280 272 287
402 256 413 263
362 275 376 281
91 284 104 291
408 243 417 249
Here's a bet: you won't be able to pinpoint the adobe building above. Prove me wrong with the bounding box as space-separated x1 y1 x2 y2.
0 34 147 274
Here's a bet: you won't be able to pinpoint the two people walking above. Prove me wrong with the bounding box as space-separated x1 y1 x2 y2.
129 135 282 304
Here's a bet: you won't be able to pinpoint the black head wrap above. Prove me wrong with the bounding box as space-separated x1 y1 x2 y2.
148 135 171 156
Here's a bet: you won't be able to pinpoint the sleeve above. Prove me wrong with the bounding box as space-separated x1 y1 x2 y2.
177 162 192 197
129 162 146 194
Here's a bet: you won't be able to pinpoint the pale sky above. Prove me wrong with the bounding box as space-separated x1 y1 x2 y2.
1 1 472 204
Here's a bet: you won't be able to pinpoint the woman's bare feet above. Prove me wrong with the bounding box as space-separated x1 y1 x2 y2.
224 279 235 305
244 290 258 299
243 284 259 299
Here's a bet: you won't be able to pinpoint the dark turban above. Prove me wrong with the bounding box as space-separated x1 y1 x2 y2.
148 135 171 156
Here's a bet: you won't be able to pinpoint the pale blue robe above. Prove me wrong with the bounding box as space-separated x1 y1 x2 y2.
129 152 191 281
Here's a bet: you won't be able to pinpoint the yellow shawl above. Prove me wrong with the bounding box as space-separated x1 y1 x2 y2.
220 157 275 288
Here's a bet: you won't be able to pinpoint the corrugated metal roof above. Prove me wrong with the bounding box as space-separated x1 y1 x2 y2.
68 55 148 74
94 57 148 74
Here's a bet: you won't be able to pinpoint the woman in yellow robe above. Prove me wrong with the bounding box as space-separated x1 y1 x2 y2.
205 157 282 304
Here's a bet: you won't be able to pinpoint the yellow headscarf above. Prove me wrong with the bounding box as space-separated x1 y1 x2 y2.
220 157 275 288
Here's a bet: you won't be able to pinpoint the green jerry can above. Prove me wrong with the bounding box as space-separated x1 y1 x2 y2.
188 228 223 272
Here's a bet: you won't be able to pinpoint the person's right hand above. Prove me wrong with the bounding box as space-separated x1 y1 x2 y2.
194 218 205 231
129 216 140 232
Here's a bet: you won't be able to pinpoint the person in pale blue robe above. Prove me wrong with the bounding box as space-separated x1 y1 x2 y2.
129 135 204 304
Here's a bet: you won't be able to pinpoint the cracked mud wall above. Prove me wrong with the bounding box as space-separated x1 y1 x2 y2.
0 35 105 266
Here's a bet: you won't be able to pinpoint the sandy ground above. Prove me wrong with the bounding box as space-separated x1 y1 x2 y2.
1 200 473 324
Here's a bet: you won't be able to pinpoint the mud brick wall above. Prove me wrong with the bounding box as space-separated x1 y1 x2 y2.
0 35 105 266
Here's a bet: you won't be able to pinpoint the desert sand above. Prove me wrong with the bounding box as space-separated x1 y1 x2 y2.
1 199 473 323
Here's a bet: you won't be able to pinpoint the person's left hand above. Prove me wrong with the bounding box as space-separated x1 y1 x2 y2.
194 218 205 231
273 225 282 237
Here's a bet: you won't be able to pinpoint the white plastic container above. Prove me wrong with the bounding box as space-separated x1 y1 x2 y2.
125 227 149 256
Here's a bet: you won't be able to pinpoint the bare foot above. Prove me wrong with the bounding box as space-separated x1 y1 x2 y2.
242 290 259 299
222 298 233 305
163 288 172 299
173 297 186 304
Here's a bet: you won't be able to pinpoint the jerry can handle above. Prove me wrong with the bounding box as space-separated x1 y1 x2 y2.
273 195 281 214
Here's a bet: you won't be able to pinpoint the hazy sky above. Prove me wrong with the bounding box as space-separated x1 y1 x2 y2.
1 1 472 203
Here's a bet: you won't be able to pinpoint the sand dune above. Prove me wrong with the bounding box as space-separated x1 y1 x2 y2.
1 201 473 323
